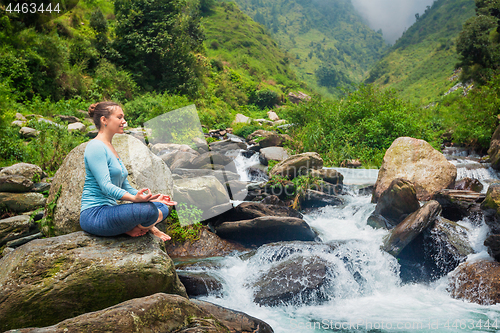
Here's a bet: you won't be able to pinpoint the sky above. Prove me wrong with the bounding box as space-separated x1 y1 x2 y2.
350 0 436 44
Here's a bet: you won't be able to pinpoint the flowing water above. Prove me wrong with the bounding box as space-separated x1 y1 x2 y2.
188 148 500 332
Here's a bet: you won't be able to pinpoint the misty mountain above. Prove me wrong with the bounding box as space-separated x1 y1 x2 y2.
364 0 475 104
225 0 388 96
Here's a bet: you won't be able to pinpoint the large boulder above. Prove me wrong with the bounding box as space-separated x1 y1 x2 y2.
382 200 442 257
47 134 174 236
160 150 197 169
449 260 500 305
0 192 46 213
368 178 420 229
269 152 323 179
177 272 223 297
434 189 485 221
165 228 247 258
484 234 500 262
372 137 457 202
253 256 330 306
209 139 247 152
189 151 233 169
481 183 500 233
259 147 290 166
308 168 344 185
215 216 317 247
0 175 34 192
4 294 251 333
0 232 186 331
488 124 500 170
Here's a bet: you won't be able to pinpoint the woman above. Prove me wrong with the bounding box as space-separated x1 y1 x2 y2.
79 101 175 241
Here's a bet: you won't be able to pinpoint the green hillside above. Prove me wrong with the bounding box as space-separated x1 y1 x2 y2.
226 0 388 97
365 0 475 104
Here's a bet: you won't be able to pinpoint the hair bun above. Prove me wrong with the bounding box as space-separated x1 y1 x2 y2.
88 103 98 117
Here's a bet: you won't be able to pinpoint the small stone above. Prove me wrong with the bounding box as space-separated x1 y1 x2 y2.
267 111 279 121
11 120 25 127
56 115 80 123
15 113 26 121
19 127 39 138
67 122 86 132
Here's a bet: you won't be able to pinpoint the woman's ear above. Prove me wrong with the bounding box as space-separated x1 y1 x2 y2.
101 115 107 127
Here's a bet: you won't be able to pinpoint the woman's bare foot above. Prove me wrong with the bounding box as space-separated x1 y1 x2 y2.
125 226 148 237
149 226 171 241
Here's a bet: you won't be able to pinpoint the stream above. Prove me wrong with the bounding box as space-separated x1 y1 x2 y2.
180 145 500 332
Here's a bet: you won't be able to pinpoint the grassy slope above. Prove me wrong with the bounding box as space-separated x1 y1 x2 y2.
365 0 475 104
226 0 388 97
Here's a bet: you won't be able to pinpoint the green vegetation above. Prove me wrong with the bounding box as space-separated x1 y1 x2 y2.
365 0 476 104
164 204 204 243
39 185 62 237
227 0 388 97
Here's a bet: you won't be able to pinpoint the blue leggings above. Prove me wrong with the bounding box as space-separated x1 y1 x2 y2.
80 202 169 237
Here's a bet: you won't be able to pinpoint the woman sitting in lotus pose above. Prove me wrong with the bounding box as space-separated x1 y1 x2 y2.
79 101 176 241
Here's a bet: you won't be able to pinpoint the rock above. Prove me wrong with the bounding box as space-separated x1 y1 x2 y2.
173 168 240 182
308 168 344 185
190 151 233 169
454 177 483 192
0 175 33 192
207 201 303 227
300 189 344 209
259 134 291 148
11 120 24 127
15 112 26 121
254 118 274 125
0 192 46 213
19 126 39 137
165 228 247 258
67 122 86 132
340 159 362 168
488 124 500 170
6 232 43 247
150 143 198 155
169 151 198 170
480 183 500 233
0 215 37 246
259 147 290 166
38 118 64 128
178 272 223 297
86 130 98 138
215 216 317 247
4 293 237 333
56 115 79 123
449 260 500 305
382 201 442 257
484 234 500 262
288 91 311 104
367 178 420 229
48 134 173 236
267 111 279 121
372 137 457 202
173 176 230 220
0 232 186 331
191 299 274 333
0 163 43 180
32 182 51 193
247 130 275 142
273 119 287 126
269 152 323 179
253 256 329 306
209 139 247 152
434 189 485 221
225 180 249 201
233 113 251 124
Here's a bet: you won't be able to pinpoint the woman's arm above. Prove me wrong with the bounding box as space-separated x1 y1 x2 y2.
86 144 127 200
121 189 160 203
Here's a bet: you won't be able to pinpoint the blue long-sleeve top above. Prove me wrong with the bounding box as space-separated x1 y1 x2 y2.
80 139 139 212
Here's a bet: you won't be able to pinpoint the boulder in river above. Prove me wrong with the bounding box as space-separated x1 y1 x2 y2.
0 231 186 331
215 216 317 247
484 234 500 262
481 183 500 233
372 137 457 202
177 272 223 297
269 152 323 179
259 147 289 166
449 260 500 305
454 177 483 192
434 189 485 221
368 178 420 229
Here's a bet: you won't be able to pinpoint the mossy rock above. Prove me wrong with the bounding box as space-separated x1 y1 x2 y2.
0 231 186 331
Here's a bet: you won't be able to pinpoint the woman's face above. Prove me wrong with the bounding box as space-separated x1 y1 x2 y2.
102 107 127 134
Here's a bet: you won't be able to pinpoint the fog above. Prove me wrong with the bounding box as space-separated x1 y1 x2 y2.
351 0 436 44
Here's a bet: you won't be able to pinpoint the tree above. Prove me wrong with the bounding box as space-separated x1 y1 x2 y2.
113 0 205 95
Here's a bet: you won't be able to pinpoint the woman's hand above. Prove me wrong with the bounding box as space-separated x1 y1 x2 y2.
133 188 161 203
152 194 177 206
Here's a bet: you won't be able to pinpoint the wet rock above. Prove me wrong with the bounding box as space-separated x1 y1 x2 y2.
242 150 257 158
484 234 500 262
382 201 442 257
454 177 483 192
481 183 500 233
253 256 330 306
165 228 247 258
368 178 420 229
0 215 38 246
372 137 457 202
67 122 86 132
215 216 316 247
178 272 223 297
0 192 46 213
0 232 186 331
0 175 33 192
259 147 289 166
300 189 344 209
449 260 500 305
434 189 485 221
0 163 43 180
5 293 235 333
269 152 323 179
